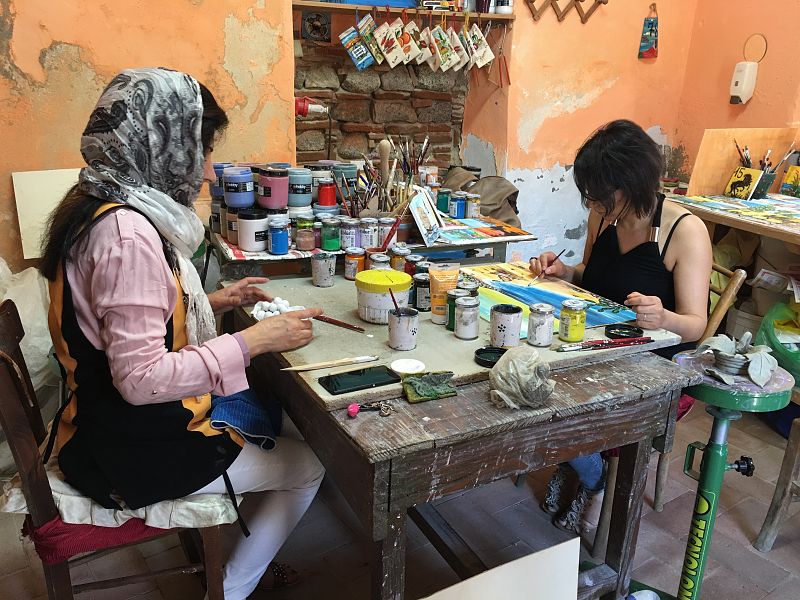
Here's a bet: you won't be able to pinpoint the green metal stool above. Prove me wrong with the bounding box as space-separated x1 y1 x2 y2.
671 351 795 600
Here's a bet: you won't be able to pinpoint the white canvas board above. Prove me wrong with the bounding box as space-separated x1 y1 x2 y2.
422 538 579 600
12 168 80 259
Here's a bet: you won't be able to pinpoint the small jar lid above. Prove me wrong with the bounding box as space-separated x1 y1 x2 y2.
447 289 470 300
313 221 323 229
429 183 441 189
390 245 411 256
360 217 378 225
562 299 588 311
342 218 360 226
413 273 430 283
456 296 480 308
269 218 289 227
288 167 312 176
267 162 292 169
238 208 268 220
322 217 341 226
345 247 365 256
370 253 390 262
406 254 425 263
379 217 397 225
530 302 555 314
265 168 289 177
452 191 469 198
305 163 328 171
458 280 480 292
491 303 522 314
317 177 335 185
415 261 433 272
354 269 412 293
223 166 252 178
438 188 452 194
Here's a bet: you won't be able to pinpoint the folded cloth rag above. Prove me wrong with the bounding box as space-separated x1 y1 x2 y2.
211 389 282 449
402 372 457 403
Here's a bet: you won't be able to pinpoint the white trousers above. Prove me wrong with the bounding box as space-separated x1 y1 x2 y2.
193 417 324 600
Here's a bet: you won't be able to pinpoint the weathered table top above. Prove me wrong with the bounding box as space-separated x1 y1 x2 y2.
240 275 682 411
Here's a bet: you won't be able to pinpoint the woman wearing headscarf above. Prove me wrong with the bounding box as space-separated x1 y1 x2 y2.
40 67 324 598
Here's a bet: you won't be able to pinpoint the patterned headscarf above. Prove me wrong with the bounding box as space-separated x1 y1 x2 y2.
78 68 216 346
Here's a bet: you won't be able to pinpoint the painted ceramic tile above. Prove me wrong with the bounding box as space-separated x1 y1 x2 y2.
780 165 800 198
374 22 405 68
724 167 764 200
407 21 433 64
357 14 385 64
391 18 421 63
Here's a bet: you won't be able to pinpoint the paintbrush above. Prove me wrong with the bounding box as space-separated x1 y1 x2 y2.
530 249 566 284
557 337 653 352
314 314 366 333
281 355 378 372
772 147 796 173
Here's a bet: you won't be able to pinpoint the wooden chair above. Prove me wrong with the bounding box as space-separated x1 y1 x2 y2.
754 388 800 552
0 299 225 599
591 264 747 557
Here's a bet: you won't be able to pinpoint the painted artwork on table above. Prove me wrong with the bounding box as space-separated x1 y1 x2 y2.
462 262 637 328
676 195 800 229
724 167 764 200
780 166 800 198
408 188 443 246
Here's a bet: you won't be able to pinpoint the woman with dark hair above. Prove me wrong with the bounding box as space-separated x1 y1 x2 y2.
41 68 324 598
529 119 712 535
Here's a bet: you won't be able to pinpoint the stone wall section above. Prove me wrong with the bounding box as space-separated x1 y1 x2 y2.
295 43 468 168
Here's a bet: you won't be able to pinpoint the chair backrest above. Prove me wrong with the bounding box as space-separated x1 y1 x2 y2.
0 299 59 527
701 264 748 343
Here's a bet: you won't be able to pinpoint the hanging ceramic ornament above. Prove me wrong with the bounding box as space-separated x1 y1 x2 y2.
339 27 376 71
424 27 442 71
469 23 495 68
449 27 469 71
638 3 658 59
391 17 421 64
431 25 459 71
375 21 405 68
357 13 385 65
407 21 432 65
458 25 475 70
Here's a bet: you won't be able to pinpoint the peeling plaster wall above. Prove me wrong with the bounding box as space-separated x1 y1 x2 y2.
0 0 295 272
462 0 700 262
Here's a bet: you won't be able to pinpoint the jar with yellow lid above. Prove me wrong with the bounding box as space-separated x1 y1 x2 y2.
354 270 412 324
558 299 588 342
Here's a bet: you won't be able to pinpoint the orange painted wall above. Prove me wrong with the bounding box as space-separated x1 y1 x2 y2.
464 0 700 171
675 1 800 166
0 0 296 272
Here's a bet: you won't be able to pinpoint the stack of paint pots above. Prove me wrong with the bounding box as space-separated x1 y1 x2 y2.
211 162 233 236
223 166 256 245
332 162 358 207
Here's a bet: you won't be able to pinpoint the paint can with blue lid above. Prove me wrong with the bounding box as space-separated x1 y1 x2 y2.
288 168 313 207
212 162 233 199
223 166 255 208
268 217 290 255
449 192 467 219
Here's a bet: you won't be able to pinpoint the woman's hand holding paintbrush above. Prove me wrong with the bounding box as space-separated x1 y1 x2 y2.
529 249 569 282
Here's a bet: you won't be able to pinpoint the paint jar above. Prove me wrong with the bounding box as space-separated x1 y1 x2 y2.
528 303 555 347
288 168 313 207
268 218 290 255
354 270 412 324
220 203 228 239
436 188 452 213
415 261 432 274
465 193 482 219
360 218 380 249
344 247 366 281
223 167 255 209
316 177 337 206
296 228 316 251
428 182 441 202
212 162 233 199
321 218 342 251
455 296 481 340
287 207 314 241
306 164 333 202
457 280 480 297
405 254 424 276
389 245 411 271
332 163 358 201
311 253 336 288
312 203 340 220
413 273 431 312
490 304 523 348
446 289 471 331
559 299 587 343
341 218 361 249
388 307 419 351
313 221 322 248
369 253 391 271
379 217 398 247
226 206 240 245
210 200 222 234
268 162 292 169
258 168 289 210
449 192 467 219
237 208 269 252
495 0 513 14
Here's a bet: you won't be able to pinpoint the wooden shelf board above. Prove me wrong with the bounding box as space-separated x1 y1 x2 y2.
292 1 515 21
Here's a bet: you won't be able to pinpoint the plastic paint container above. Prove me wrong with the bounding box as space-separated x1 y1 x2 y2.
388 307 419 351
226 206 240 245
344 247 366 280
490 304 523 348
360 218 379 249
258 168 289 210
212 162 233 199
308 167 334 202
528 303 555 347
449 192 467 219
268 218 290 255
311 253 336 288
332 163 358 200
379 217 398 247
317 177 337 206
354 270 412 324
446 289 471 331
223 167 255 208
436 188 452 213
288 168 313 207
455 296 481 340
210 200 222 234
237 208 269 252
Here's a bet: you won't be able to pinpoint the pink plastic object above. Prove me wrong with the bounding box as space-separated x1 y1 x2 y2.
347 403 360 419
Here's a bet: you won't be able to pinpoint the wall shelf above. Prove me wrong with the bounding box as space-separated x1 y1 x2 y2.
291 1 515 22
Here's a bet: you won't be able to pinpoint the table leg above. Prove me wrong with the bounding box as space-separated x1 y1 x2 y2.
372 510 407 600
603 437 652 600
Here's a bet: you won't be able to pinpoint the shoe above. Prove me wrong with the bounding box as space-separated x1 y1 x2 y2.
258 561 300 590
553 485 604 534
540 465 568 515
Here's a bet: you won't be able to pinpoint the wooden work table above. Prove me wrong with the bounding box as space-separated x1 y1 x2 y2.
231 275 701 600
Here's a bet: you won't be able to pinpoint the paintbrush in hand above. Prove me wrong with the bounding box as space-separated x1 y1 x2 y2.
530 249 566 284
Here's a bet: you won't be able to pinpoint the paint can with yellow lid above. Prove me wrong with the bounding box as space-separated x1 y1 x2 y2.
354 270 412 324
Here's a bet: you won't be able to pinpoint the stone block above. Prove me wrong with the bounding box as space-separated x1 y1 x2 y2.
296 151 328 163
420 132 452 143
296 89 336 100
331 100 371 123
295 67 307 90
296 120 330 132
296 130 326 152
412 90 452 100
373 101 417 124
368 133 388 140
415 68 456 92
412 99 434 108
428 123 451 132
385 123 427 135
380 67 414 91
304 66 340 90
342 123 385 134
373 91 411 100
338 133 369 160
335 91 372 101
341 70 381 94
417 101 452 123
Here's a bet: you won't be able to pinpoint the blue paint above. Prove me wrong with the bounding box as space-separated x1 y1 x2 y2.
212 162 233 198
223 167 255 208
268 218 290 255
